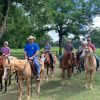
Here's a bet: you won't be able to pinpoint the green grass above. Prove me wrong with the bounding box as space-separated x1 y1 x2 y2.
0 47 100 100
0 67 100 100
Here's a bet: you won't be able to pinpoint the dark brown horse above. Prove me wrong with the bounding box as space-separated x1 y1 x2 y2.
75 51 83 74
61 51 76 80
0 56 4 91
0 55 12 92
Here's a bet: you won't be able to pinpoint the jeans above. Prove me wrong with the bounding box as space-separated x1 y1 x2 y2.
94 54 100 68
59 54 64 65
33 56 41 77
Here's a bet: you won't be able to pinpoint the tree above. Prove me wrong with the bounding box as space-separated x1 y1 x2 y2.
45 0 100 55
0 0 11 38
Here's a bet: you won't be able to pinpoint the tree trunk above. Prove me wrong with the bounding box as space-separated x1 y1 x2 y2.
59 34 63 56
0 0 11 39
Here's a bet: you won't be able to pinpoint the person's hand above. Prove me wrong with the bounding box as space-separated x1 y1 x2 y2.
29 57 34 60
25 56 28 59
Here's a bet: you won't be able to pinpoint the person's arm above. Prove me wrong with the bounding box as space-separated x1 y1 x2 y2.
92 44 96 53
24 51 28 59
24 45 28 59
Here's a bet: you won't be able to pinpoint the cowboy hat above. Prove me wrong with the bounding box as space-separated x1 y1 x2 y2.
27 35 36 40
4 41 8 45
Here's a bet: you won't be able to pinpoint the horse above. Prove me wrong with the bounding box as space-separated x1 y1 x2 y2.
80 46 96 90
43 52 57 80
61 51 76 81
0 56 4 91
2 56 44 100
0 55 13 92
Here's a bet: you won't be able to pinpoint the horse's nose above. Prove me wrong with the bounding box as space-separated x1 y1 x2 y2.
3 76 6 80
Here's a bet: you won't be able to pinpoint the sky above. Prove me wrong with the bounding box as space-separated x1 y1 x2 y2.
48 16 100 42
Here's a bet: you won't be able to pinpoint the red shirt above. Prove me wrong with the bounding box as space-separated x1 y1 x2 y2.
88 43 96 52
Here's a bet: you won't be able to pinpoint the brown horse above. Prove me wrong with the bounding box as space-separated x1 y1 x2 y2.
61 51 76 81
43 52 57 80
80 46 96 90
2 56 44 100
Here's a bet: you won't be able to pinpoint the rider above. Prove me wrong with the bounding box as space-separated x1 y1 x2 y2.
24 35 41 80
77 41 87 70
86 37 100 70
44 42 54 65
59 40 73 67
1 41 11 61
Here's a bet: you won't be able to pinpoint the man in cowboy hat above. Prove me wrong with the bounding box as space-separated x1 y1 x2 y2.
24 35 41 80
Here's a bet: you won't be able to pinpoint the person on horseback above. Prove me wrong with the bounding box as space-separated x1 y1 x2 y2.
1 41 11 62
24 35 41 80
59 40 73 68
86 37 100 70
44 42 54 65
77 41 87 70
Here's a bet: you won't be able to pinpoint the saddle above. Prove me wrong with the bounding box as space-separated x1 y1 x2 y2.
28 59 36 76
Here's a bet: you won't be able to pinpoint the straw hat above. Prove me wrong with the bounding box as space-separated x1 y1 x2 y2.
4 41 8 45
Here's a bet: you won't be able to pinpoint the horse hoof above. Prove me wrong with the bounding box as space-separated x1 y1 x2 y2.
37 89 40 94
51 75 54 78
61 82 64 85
45 78 48 82
68 82 71 85
18 96 22 100
90 87 93 90
27 96 30 100
4 91 6 93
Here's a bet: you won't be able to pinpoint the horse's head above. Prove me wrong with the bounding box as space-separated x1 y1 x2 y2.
80 46 93 58
44 52 50 63
2 57 15 80
3 64 11 80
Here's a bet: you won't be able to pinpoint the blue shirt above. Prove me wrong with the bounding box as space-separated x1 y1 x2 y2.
44 44 51 51
24 42 40 57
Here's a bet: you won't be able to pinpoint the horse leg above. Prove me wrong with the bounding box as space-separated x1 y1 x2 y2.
90 71 95 90
8 74 11 85
4 80 7 93
15 71 19 85
50 65 54 78
67 68 71 80
85 71 88 89
36 80 41 94
0 76 3 91
40 70 44 84
26 78 31 100
46 66 49 81
62 68 65 79
18 79 23 100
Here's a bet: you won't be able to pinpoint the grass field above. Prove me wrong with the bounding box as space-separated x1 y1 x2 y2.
0 47 100 100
